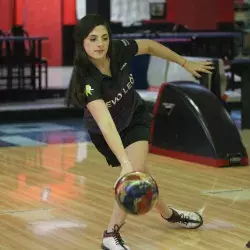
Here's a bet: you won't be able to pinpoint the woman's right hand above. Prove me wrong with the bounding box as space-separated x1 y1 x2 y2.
113 160 133 190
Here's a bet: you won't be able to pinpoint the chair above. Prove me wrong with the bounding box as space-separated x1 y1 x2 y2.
6 25 48 91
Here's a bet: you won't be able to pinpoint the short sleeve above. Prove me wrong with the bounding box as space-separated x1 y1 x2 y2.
112 39 138 62
83 77 102 104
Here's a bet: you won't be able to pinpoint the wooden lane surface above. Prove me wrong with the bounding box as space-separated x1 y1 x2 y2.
0 130 250 249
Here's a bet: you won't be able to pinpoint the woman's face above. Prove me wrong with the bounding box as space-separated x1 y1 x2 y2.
83 25 110 60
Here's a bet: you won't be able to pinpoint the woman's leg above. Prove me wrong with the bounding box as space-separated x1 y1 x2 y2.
106 140 176 234
102 140 203 249
124 141 173 219
106 162 133 233
124 141 203 229
106 194 127 233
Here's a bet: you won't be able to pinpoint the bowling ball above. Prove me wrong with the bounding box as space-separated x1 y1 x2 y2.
114 171 159 215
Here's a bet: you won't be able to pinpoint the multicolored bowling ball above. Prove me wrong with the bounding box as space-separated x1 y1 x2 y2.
114 171 159 215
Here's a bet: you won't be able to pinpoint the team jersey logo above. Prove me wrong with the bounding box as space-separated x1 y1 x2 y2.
85 85 94 96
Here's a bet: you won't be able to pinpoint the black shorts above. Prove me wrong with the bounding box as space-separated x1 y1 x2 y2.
89 104 152 167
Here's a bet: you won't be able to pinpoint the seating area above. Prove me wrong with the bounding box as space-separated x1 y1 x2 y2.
0 25 48 101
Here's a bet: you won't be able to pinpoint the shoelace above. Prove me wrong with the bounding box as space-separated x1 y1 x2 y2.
179 212 202 225
112 223 126 247
179 213 190 225
162 209 201 225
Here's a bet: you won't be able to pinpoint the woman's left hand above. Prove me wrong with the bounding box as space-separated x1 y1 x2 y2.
183 60 214 78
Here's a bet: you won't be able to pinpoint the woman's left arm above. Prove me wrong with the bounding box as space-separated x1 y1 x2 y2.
135 39 214 78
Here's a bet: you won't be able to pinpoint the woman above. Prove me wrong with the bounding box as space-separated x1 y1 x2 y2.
66 14 213 250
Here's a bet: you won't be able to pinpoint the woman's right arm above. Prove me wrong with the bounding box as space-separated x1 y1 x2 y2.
86 99 133 172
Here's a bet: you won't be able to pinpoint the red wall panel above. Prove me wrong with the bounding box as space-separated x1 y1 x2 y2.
217 0 234 22
167 0 217 30
63 0 77 25
15 0 62 66
15 0 23 25
166 0 177 22
0 0 14 32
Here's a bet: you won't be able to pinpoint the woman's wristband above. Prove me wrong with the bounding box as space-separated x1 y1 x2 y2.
181 59 187 67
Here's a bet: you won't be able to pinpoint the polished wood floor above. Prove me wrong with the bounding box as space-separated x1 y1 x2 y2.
0 131 250 250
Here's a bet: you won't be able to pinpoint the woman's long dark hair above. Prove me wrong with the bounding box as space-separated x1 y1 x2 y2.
65 14 113 108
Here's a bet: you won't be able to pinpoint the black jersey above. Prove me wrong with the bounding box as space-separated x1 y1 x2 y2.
83 39 145 134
